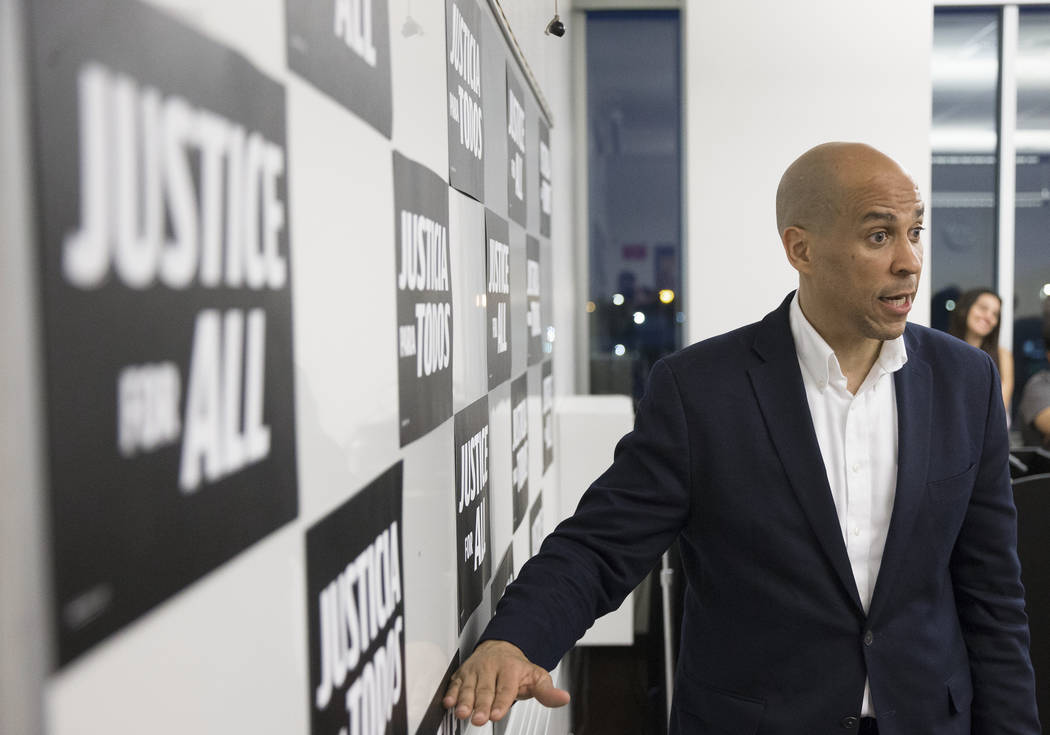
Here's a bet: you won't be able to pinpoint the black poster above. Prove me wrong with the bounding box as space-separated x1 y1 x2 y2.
530 494 544 558
505 65 527 227
286 0 393 138
306 463 407 735
414 653 461 735
542 360 554 474
27 0 298 666
394 152 453 446
526 235 542 366
445 0 484 201
485 209 511 389
538 118 552 237
454 395 491 631
490 544 514 618
510 373 530 532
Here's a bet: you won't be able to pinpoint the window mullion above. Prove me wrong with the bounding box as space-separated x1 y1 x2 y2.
997 4 1018 350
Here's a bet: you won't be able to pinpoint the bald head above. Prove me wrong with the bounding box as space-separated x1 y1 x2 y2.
775 142 910 235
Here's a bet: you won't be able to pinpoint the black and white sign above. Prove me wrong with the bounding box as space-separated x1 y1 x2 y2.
394 152 453 446
27 0 298 666
505 65 527 227
526 235 542 366
414 653 461 735
530 494 544 558
538 118 552 237
445 0 484 201
485 209 511 389
542 360 554 474
307 463 406 735
510 373 530 531
286 0 393 138
490 544 514 618
454 395 491 631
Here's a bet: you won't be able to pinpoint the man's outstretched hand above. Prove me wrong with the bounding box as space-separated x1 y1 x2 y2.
442 640 571 725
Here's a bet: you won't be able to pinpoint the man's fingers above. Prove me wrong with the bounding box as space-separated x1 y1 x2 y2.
445 671 478 721
469 680 498 726
528 669 571 708
441 677 461 710
488 674 521 721
443 641 567 723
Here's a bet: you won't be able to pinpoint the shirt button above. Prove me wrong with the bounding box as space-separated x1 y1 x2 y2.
851 462 860 473
851 526 860 537
841 716 859 729
863 630 874 646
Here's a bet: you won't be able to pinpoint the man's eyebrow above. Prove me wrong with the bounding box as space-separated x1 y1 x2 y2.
861 206 925 224
862 211 896 223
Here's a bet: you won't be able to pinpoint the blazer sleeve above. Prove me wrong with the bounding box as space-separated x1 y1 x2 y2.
950 354 1041 733
480 358 692 669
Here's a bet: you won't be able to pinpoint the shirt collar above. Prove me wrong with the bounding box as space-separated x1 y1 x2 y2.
788 292 907 393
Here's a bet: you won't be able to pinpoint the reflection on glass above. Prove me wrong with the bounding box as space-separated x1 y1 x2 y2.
930 9 1000 332
586 11 681 401
1012 8 1050 420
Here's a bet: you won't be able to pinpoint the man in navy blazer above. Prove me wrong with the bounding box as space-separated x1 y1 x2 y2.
445 143 1040 733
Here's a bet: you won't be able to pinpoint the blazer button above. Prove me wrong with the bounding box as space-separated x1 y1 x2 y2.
841 715 860 729
863 629 874 646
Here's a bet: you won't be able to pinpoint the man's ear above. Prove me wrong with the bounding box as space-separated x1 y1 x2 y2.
781 226 813 274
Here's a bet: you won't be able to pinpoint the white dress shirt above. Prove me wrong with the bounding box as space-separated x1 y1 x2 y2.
788 293 907 717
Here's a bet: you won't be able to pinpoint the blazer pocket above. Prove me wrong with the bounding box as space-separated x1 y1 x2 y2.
676 681 766 735
946 671 973 715
927 462 977 504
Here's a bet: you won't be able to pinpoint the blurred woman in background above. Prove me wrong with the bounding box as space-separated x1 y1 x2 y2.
949 288 1014 415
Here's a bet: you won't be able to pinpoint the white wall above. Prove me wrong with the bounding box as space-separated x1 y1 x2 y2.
683 0 933 342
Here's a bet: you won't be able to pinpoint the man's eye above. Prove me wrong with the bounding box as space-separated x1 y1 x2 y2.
870 232 888 244
910 227 924 239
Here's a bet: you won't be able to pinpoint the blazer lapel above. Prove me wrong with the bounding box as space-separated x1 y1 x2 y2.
748 296 864 613
868 329 932 621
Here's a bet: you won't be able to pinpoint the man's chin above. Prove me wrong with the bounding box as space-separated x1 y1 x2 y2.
867 319 908 342
881 323 907 341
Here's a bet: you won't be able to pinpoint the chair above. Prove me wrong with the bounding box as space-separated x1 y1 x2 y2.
1013 473 1050 720
1010 454 1030 479
1011 446 1050 477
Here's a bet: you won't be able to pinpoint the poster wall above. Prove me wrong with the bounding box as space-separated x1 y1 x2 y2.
286 0 393 138
505 65 527 227
542 360 555 474
445 0 485 202
510 373 530 531
490 545 514 618
539 119 552 238
485 209 511 389
394 152 454 447
530 495 545 558
306 462 407 735
526 235 542 366
454 395 491 631
28 0 299 666
18 0 565 730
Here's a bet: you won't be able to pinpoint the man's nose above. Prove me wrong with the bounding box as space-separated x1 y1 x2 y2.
892 235 922 275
